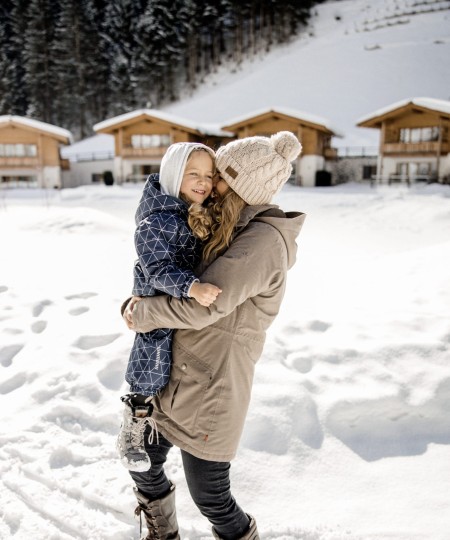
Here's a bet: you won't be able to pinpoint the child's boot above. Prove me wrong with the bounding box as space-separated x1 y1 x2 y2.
116 393 157 472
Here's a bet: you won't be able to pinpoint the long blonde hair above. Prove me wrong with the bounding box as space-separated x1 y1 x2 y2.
188 189 247 262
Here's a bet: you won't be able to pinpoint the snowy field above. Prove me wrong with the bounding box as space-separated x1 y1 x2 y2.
0 181 449 540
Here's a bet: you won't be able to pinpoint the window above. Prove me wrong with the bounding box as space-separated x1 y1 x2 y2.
0 143 38 157
131 134 171 148
128 164 160 183
399 127 439 143
396 162 436 180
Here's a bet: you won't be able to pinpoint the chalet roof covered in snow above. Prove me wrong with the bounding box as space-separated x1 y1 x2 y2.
0 115 73 142
221 106 343 137
357 98 450 128
93 109 232 137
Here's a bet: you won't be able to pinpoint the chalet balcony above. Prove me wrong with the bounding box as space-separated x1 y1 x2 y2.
0 156 39 167
324 147 338 159
121 146 169 159
383 141 450 155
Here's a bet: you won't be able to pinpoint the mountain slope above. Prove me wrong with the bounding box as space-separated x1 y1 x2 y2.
164 0 450 148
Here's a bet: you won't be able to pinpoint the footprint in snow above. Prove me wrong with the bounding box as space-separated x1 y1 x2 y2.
32 300 52 317
31 320 47 334
326 377 450 461
73 333 121 350
97 360 125 390
0 344 24 367
49 447 88 469
308 320 332 332
65 292 98 300
0 372 27 394
4 328 23 335
282 352 313 374
0 285 8 293
68 306 89 316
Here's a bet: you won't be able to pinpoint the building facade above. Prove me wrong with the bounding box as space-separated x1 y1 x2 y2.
221 107 340 187
357 98 450 185
93 109 232 184
0 116 72 188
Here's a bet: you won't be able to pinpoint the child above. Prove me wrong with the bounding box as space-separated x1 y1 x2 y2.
117 142 221 472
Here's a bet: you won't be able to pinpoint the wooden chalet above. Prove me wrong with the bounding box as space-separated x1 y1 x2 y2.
0 116 72 188
357 98 450 184
93 109 232 183
221 107 340 186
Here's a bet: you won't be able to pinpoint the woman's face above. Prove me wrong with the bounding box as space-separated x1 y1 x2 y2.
180 151 214 204
213 172 229 197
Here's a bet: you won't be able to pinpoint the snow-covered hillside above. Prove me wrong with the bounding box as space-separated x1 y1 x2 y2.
164 0 450 148
1 182 449 539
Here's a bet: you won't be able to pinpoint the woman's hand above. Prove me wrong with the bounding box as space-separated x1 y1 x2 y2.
123 296 142 329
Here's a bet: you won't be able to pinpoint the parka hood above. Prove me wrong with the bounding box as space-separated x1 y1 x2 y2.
135 174 187 226
238 204 306 269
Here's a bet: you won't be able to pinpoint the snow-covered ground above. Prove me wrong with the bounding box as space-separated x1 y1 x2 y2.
165 0 450 148
1 181 449 539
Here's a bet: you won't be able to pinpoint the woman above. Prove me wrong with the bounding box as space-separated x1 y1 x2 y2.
123 131 305 540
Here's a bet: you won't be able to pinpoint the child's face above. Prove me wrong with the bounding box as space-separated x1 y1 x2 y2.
180 151 214 204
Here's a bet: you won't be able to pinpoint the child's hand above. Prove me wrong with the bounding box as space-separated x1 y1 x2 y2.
190 282 222 307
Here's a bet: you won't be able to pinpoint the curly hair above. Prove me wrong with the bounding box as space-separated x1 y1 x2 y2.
189 189 247 262
188 202 215 241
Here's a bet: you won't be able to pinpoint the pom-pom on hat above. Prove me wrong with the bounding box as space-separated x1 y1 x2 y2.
215 131 302 205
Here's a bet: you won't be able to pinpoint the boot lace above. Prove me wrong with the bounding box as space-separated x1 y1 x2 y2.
130 415 159 449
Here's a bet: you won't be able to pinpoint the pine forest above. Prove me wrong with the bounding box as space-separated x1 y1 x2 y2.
0 0 323 140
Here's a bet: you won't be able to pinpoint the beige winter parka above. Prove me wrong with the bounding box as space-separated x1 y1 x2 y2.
130 204 305 462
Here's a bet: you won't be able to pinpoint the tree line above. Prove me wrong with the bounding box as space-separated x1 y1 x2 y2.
0 0 323 140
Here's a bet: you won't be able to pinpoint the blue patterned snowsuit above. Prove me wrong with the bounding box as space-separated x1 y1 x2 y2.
126 174 202 396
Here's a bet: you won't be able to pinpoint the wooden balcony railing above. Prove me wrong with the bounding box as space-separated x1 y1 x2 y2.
0 157 40 167
383 141 450 154
121 146 169 158
324 147 338 159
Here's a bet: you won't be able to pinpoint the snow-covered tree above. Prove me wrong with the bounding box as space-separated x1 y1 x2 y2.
23 0 60 123
0 0 30 116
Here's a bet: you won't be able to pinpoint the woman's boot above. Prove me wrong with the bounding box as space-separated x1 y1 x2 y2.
212 515 259 540
134 483 180 540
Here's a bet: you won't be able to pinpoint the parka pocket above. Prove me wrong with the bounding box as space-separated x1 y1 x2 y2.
165 344 213 433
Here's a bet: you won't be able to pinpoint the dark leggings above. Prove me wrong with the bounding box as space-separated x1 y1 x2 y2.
130 431 250 540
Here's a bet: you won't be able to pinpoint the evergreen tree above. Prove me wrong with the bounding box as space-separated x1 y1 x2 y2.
0 0 324 138
102 0 146 114
53 0 108 138
0 0 30 116
23 0 60 123
136 0 188 106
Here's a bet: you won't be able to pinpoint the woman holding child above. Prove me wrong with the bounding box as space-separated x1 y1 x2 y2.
121 132 305 540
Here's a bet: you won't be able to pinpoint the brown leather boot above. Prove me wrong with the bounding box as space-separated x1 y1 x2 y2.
134 483 180 540
212 515 259 540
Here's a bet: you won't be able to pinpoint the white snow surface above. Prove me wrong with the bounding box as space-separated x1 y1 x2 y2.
1 181 449 539
163 0 450 148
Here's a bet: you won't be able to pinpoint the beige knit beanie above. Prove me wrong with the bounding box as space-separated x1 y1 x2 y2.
215 131 302 205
